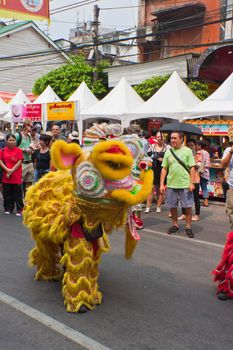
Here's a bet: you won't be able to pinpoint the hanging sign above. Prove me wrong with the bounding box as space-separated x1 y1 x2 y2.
11 104 42 122
0 0 50 22
47 102 76 121
192 123 229 136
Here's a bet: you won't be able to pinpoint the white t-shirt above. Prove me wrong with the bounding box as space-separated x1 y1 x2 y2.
223 147 233 187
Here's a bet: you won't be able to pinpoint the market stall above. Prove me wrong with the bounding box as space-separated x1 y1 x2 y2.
186 119 232 199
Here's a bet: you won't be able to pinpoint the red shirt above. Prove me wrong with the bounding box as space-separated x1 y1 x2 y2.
148 136 158 145
0 147 23 184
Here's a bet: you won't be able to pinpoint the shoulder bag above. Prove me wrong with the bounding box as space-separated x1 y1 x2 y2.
170 148 190 174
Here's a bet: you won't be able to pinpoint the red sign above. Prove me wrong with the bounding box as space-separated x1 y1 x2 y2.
11 104 42 122
0 91 36 103
148 120 162 134
0 1 49 22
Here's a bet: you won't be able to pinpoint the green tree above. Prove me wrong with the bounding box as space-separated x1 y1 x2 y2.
32 56 108 100
134 75 210 101
187 80 209 100
134 75 170 101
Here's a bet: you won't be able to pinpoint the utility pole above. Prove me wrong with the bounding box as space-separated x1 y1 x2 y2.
92 4 100 82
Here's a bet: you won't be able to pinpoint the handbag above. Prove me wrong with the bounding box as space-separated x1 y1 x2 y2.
170 148 190 174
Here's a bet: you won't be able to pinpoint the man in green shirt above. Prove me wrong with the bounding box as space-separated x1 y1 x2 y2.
160 131 196 238
15 120 34 194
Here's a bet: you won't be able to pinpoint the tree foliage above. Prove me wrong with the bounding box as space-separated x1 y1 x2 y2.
134 75 170 101
134 75 210 101
187 80 209 100
32 56 109 100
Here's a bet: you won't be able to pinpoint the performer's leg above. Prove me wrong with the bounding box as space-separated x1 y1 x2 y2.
28 238 62 281
61 236 102 313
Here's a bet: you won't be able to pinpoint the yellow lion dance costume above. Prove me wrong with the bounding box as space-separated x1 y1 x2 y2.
23 136 153 313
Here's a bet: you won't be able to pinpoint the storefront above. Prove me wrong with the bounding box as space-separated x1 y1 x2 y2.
187 119 232 199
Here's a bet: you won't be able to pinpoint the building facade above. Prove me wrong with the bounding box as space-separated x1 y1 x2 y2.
69 22 138 65
138 0 221 62
0 21 68 93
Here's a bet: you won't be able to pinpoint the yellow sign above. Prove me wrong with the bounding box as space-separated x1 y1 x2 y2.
47 102 75 121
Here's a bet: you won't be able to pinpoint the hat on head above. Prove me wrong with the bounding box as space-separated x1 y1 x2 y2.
68 131 79 140
23 118 33 128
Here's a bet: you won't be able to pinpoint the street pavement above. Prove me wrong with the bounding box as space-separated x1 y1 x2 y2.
0 201 232 350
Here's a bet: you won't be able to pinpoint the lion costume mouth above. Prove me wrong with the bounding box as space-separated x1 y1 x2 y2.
91 140 133 180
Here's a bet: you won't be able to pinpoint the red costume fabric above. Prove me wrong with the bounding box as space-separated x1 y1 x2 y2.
0 147 23 184
213 231 233 297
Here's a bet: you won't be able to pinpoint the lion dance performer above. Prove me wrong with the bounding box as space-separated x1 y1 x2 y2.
212 231 233 300
23 126 153 313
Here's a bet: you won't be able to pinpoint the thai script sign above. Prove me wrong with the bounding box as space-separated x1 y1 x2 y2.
11 104 42 122
193 123 229 136
47 102 76 121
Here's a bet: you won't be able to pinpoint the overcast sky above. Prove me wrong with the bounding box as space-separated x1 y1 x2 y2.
48 0 138 40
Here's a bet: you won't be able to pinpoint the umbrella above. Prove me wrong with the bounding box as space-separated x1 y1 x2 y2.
160 122 202 136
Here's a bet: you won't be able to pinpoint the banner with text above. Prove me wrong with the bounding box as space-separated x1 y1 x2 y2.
193 123 230 136
11 104 42 122
47 102 76 121
0 0 49 22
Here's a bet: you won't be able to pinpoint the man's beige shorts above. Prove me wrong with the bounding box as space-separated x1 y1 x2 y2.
22 162 34 183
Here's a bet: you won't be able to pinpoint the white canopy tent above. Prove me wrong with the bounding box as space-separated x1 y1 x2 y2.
0 97 10 119
81 77 144 127
68 81 98 109
1 89 31 123
33 85 61 130
128 71 201 121
67 81 99 144
184 72 233 119
33 85 61 104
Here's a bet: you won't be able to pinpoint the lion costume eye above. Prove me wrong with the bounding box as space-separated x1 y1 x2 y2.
123 139 143 163
75 161 105 198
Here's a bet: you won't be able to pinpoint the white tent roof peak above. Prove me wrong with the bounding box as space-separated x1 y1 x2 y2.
82 76 144 120
67 81 98 111
184 71 233 119
1 89 30 122
9 89 31 105
206 72 233 101
33 85 61 104
129 71 200 121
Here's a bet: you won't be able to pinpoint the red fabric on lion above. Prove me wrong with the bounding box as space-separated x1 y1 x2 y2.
213 231 233 297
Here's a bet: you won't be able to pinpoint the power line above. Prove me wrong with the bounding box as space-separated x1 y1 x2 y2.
50 0 98 15
0 6 233 62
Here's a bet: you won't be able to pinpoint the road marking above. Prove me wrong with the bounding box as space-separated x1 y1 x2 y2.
143 228 225 249
0 290 111 350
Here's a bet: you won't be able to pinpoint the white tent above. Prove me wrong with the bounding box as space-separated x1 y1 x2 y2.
0 97 10 119
33 85 61 130
33 85 61 104
1 89 31 122
128 71 201 121
68 82 99 144
81 77 144 127
184 72 233 119
67 81 98 111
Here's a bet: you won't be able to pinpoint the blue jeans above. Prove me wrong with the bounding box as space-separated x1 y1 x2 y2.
200 177 209 199
34 169 49 182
